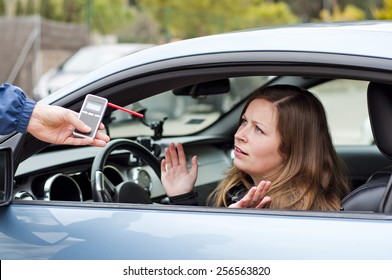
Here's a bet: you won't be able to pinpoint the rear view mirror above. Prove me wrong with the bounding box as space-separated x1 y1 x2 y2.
0 147 13 206
173 79 230 97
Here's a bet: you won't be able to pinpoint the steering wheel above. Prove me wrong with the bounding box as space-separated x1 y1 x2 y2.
90 139 161 203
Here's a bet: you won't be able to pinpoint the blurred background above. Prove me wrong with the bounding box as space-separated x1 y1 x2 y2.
0 0 390 99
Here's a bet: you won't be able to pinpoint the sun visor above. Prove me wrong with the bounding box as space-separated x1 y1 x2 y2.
173 79 230 97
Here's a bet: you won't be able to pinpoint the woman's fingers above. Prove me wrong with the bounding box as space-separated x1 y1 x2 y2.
190 155 198 178
161 158 167 173
164 143 180 168
253 181 271 203
244 181 270 207
169 143 179 166
237 187 257 208
164 145 173 169
255 196 271 208
162 143 192 172
176 143 187 166
230 180 272 209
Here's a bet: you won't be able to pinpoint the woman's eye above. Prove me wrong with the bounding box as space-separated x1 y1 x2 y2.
240 118 247 126
255 126 264 134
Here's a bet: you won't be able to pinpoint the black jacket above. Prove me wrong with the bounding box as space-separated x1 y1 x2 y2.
168 183 249 206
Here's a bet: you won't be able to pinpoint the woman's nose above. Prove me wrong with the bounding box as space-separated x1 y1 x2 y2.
235 126 247 142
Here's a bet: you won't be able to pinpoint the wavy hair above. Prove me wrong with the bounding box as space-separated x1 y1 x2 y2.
208 84 350 210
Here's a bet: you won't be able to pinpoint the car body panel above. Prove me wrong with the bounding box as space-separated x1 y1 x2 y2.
1 202 392 260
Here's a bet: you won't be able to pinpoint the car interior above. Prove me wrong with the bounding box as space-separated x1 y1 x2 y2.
11 73 392 215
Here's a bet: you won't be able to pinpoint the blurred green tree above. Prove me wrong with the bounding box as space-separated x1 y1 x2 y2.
0 0 4 15
339 0 382 18
14 0 37 15
25 0 36 15
320 3 366 21
39 0 134 34
16 0 24 15
89 0 134 35
138 0 298 40
40 0 58 20
2 0 385 41
373 0 392 19
284 0 322 21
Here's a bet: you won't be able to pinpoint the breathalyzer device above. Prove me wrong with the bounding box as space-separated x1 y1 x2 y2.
73 94 108 139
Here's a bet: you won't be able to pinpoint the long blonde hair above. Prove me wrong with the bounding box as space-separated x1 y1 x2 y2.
208 84 350 210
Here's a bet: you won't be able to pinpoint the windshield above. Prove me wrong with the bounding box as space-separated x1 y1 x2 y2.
108 76 268 138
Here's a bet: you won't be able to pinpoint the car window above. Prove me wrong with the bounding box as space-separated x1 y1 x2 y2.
311 79 371 146
109 76 269 138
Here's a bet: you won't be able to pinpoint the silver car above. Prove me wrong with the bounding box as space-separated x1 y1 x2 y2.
1 21 392 262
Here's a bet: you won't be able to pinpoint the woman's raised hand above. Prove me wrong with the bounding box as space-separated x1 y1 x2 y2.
161 143 198 197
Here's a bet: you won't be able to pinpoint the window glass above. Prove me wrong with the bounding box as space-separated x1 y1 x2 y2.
109 76 268 138
311 79 371 145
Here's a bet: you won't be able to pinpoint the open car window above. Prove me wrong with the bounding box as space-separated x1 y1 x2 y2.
312 79 370 146
108 77 371 146
108 76 269 138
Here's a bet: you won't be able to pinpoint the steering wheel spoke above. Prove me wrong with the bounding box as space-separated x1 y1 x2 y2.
103 174 116 196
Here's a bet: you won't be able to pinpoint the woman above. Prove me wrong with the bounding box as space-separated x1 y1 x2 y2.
161 84 350 210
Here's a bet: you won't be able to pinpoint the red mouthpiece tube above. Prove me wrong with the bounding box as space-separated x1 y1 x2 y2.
107 102 144 118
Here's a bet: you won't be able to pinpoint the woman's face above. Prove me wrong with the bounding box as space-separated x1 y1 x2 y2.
233 98 284 184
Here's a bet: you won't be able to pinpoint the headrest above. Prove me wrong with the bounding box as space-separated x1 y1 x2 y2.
368 82 392 159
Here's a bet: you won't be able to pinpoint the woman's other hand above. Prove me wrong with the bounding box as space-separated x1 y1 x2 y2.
229 180 271 208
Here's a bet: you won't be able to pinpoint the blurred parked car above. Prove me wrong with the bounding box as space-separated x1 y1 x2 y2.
2 21 392 260
33 43 155 99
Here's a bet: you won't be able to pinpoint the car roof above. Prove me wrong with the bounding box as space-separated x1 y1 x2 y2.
42 20 392 104
72 43 156 54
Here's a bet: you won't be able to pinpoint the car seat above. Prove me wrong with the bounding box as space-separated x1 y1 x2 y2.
341 166 392 212
342 82 392 213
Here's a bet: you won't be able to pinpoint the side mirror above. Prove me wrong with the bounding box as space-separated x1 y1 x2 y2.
0 147 13 206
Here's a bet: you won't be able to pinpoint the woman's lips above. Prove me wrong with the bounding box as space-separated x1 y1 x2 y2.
234 145 248 156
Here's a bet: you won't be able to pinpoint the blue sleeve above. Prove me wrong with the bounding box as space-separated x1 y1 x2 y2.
0 83 36 135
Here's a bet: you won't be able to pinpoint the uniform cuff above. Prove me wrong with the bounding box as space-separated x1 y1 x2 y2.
16 98 36 133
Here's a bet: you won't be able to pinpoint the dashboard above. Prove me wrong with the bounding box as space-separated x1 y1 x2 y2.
13 137 233 205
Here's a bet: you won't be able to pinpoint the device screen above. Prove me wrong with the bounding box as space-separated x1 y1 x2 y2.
86 101 103 112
